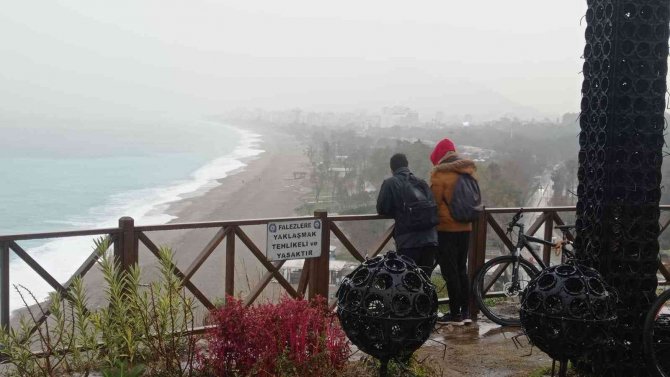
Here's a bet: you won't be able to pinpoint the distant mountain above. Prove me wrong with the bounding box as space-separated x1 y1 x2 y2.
333 76 548 122
220 65 548 123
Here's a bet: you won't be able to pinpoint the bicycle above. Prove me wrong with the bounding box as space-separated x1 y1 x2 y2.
644 285 670 376
472 210 576 326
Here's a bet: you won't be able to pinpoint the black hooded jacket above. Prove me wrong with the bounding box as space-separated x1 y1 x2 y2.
376 167 438 249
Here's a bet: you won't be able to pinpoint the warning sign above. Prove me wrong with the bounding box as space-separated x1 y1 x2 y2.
267 219 322 261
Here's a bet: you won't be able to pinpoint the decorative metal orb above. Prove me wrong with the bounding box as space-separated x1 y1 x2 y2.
336 251 438 362
520 264 617 362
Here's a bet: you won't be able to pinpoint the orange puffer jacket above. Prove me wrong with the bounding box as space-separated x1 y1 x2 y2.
430 154 477 232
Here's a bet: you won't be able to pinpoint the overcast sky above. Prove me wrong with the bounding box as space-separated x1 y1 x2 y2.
1 1 596 121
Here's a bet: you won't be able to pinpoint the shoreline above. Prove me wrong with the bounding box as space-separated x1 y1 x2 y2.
163 123 309 223
77 122 311 313
10 122 311 319
161 125 266 222
8 123 264 314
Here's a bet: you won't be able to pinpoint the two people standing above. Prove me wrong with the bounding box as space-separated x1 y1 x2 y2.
377 138 478 324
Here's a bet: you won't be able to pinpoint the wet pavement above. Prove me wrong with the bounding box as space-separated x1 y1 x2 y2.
346 317 554 376
419 317 554 376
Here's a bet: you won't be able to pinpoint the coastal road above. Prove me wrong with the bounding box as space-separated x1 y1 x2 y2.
520 168 559 264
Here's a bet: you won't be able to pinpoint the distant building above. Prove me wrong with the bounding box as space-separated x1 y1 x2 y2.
433 111 445 124
459 145 495 162
223 108 382 128
328 167 350 178
279 258 356 285
364 181 377 193
380 106 419 128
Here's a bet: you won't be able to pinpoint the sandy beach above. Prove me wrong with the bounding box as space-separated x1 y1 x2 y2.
160 124 312 303
77 124 312 314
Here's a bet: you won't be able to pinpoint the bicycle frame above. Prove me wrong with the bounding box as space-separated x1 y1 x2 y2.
511 223 556 267
474 212 577 326
509 223 556 291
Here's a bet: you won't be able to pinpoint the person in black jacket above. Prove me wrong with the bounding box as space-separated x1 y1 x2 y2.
376 153 438 275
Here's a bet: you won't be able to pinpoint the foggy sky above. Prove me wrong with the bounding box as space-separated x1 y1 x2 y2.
0 1 612 121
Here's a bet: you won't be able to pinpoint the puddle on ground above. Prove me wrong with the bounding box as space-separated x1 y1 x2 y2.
341 318 546 376
344 318 530 361
478 322 521 338
428 319 524 345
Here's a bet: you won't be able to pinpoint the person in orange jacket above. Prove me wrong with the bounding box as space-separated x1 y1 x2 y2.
430 138 477 325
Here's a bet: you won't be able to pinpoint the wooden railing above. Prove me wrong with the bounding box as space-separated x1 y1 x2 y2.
0 210 395 332
2 205 670 331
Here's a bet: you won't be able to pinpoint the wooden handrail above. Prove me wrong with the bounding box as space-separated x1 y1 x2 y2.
0 228 119 242
486 205 670 213
5 204 670 336
6 205 670 242
135 215 318 232
484 206 575 214
329 214 390 221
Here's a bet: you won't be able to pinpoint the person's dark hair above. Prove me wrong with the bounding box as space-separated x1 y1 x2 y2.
390 153 409 172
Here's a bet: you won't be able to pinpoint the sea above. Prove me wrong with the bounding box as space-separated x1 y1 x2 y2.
0 119 263 311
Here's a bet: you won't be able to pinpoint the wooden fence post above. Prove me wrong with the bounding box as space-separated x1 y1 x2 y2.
225 228 235 300
309 211 330 300
468 208 487 319
543 212 554 266
115 217 138 271
0 241 8 331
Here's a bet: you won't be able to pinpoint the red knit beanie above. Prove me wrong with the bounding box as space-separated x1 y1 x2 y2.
430 138 456 165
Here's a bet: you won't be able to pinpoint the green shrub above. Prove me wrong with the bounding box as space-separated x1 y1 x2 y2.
0 237 200 377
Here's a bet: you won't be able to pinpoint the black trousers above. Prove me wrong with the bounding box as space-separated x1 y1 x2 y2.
437 231 471 315
397 246 438 277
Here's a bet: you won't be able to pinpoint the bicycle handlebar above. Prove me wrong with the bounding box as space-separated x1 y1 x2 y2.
507 210 523 233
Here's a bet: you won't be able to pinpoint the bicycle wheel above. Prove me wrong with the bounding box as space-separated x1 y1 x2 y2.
644 289 670 377
473 256 540 326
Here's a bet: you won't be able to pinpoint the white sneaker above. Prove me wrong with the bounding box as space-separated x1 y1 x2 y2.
461 312 473 325
437 313 464 325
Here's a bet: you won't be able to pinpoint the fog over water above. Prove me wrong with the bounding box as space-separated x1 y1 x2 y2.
0 1 598 121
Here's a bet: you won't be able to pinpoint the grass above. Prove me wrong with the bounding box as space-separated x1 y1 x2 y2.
430 274 451 313
528 362 594 377
483 296 507 307
528 366 554 377
341 356 440 377
430 274 448 297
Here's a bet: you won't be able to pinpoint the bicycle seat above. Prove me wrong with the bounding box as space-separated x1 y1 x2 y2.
555 224 576 231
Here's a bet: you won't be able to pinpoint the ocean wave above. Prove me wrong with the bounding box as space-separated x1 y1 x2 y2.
9 125 264 312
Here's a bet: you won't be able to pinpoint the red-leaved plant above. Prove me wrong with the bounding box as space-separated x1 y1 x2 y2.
199 296 349 376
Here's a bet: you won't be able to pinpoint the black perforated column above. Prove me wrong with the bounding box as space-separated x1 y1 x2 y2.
575 0 668 374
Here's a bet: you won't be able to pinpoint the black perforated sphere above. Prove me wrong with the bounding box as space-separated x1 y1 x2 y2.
520 264 617 361
336 251 438 361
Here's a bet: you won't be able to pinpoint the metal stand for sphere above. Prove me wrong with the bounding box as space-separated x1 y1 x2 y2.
379 358 389 377
551 359 569 377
